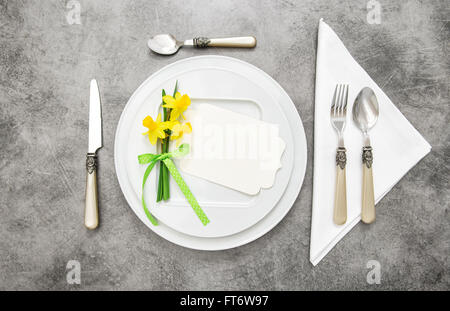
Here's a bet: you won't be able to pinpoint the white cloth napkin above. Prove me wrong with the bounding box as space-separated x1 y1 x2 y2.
310 19 431 266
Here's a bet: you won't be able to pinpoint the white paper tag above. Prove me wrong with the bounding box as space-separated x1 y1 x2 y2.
178 103 285 195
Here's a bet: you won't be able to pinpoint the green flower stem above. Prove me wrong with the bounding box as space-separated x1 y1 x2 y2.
162 138 170 200
157 82 178 202
156 90 167 202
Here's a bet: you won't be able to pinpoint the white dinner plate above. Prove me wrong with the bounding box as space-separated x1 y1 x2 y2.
115 56 307 250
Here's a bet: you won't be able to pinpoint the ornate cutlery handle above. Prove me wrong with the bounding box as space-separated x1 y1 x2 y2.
192 36 256 48
334 147 347 225
85 153 99 229
361 146 375 223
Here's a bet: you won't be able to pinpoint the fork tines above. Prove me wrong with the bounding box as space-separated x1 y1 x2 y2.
331 84 348 117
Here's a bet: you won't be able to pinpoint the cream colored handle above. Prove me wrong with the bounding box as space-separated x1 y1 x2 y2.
361 146 375 224
209 36 256 47
334 148 347 225
194 36 256 48
85 154 99 230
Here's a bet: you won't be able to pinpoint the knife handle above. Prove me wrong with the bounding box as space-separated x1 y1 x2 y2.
361 146 375 224
85 153 99 229
334 147 347 225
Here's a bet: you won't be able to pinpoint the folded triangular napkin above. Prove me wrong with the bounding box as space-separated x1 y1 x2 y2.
310 19 431 265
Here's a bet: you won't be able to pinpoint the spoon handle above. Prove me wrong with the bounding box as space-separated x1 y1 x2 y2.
361 146 375 224
189 36 257 48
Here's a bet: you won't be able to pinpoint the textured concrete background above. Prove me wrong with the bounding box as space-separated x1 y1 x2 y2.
0 0 448 290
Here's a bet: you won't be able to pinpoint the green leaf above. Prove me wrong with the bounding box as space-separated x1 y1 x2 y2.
173 80 178 96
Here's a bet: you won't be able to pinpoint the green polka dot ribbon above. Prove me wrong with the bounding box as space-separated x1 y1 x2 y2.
138 144 210 226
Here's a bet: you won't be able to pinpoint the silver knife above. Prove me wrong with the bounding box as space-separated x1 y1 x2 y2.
85 79 102 229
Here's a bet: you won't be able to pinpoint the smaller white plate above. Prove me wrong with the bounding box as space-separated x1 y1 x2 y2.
123 67 294 238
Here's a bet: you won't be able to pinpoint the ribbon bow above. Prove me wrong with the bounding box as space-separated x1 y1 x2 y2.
138 144 210 226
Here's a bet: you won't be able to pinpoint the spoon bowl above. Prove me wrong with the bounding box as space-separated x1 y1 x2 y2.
353 87 379 133
352 86 379 224
147 34 182 55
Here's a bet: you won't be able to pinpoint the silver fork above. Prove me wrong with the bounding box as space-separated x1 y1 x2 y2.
330 84 348 225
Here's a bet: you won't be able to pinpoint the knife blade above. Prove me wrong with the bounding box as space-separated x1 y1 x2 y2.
88 79 102 153
85 79 102 230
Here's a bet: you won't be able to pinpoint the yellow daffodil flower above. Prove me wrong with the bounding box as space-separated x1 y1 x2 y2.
165 119 179 132
142 113 171 145
162 92 191 121
170 122 192 146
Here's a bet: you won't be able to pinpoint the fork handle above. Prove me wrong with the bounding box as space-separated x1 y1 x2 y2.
334 147 347 225
361 146 375 224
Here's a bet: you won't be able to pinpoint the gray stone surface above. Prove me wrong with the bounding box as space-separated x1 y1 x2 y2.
0 0 448 290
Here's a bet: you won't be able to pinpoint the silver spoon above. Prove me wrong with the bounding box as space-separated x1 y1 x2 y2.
147 34 256 55
353 87 379 224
